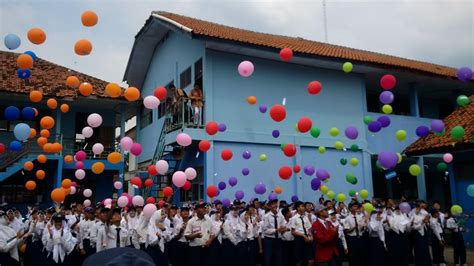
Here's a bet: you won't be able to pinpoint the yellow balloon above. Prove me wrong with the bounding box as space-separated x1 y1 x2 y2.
397 153 402 163
335 141 345 150
382 104 393 114
320 185 329 194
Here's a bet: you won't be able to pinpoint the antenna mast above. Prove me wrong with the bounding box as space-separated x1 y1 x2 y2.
322 0 328 42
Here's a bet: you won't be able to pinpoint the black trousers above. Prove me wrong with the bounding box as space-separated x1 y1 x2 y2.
334 238 345 266
207 240 222 266
165 239 176 265
346 235 364 266
221 239 239 266
189 246 209 266
173 241 190 266
146 244 169 266
282 240 295 266
414 231 431 266
263 237 282 266
0 252 20 266
430 236 445 264
247 239 258 266
452 232 466 265
294 236 314 265
368 237 385 266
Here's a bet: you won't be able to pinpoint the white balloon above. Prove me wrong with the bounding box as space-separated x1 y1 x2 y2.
143 96 160 109
104 198 112 206
69 186 77 195
155 160 169 175
82 126 93 138
114 181 123 190
185 167 197 180
83 199 91 207
83 189 92 197
75 169 86 180
92 143 104 155
87 113 103 128
132 195 145 207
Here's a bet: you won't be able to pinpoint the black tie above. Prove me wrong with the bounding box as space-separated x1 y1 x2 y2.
300 216 307 236
116 227 120 247
354 215 359 237
274 215 278 239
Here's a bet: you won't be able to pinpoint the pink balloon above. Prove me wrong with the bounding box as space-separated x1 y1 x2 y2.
172 171 187 187
176 133 192 147
185 167 197 180
117 196 129 208
92 143 104 155
143 96 160 109
114 181 123 190
87 113 103 128
103 198 112 206
75 161 84 169
120 137 133 151
443 153 453 163
75 169 85 180
83 189 92 197
238 60 254 77
75 150 86 161
130 143 142 156
82 126 93 138
132 195 144 207
155 160 169 175
71 182 77 187
143 203 157 218
83 199 91 207
69 186 76 195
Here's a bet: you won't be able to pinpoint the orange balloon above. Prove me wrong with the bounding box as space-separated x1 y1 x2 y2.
81 10 98 27
40 129 50 138
36 170 45 180
43 143 53 153
40 116 55 129
64 155 74 164
124 87 140 101
105 83 121 98
17 54 34 69
66 76 80 88
37 137 47 147
274 186 283 194
37 154 47 163
25 181 37 191
247 96 257 105
29 128 37 139
30 90 43 102
27 28 46 45
79 82 93 96
62 187 71 195
91 162 105 174
24 161 34 171
74 39 93 56
61 178 72 189
33 108 39 116
51 143 62 153
107 152 122 164
47 98 57 109
51 188 65 202
60 104 69 113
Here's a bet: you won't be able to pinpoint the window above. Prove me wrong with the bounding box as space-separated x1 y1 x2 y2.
366 90 380 113
194 58 203 81
365 89 411 115
158 80 174 119
179 166 204 202
419 98 454 119
180 67 192 89
140 107 153 129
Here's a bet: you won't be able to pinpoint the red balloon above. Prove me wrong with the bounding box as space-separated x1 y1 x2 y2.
153 86 167 101
279 48 293 61
158 200 165 208
206 185 218 198
146 197 155 204
270 104 286 122
148 165 158 176
221 149 233 161
380 74 396 90
293 164 301 173
183 180 192 191
205 121 219 135
163 186 173 197
307 81 322 95
279 166 293 180
199 140 211 152
131 176 142 188
144 178 153 187
297 117 312 133
283 144 296 157
0 143 5 154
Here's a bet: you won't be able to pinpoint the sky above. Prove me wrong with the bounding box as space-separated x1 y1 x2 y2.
1 0 473 85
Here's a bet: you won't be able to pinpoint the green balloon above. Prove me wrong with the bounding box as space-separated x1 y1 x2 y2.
345 173 357 184
259 154 267 161
451 126 465 141
340 158 347 165
318 146 326 154
280 143 286 150
363 115 373 125
350 144 359 151
396 130 407 141
456 95 470 107
349 189 356 197
343 62 353 73
409 164 421 176
360 189 369 199
329 127 339 137
467 184 474 197
336 193 346 202
327 190 335 199
450 205 463 216
436 162 448 172
310 127 321 138
363 202 374 213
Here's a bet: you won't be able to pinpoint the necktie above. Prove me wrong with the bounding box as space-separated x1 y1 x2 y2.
274 215 278 239
354 215 359 236
300 216 307 236
116 227 120 247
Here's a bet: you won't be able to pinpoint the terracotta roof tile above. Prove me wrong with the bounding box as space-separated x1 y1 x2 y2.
154 11 467 80
404 96 474 155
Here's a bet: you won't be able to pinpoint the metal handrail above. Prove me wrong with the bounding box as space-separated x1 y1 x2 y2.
166 97 205 133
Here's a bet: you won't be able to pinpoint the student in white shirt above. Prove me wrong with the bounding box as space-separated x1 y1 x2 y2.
208 209 224 266
281 207 295 266
106 208 129 249
385 205 410 266
262 199 286 266
78 207 96 257
446 210 470 265
122 206 139 248
368 207 386 266
429 209 446 266
411 201 432 266
147 208 170 265
328 209 347 266
42 213 77 266
343 201 366 266
6 209 24 234
290 201 314 266
184 203 213 266
94 207 109 253
222 205 243 266
0 209 24 266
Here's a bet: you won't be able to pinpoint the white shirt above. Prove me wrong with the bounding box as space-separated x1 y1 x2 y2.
387 212 410 234
281 218 294 241
223 215 244 245
106 224 129 248
262 212 285 238
210 219 223 243
411 209 429 236
8 218 24 234
290 213 312 237
184 216 212 247
42 223 77 263
78 219 94 249
446 217 462 233
429 217 444 241
329 219 347 249
368 215 385 245
95 221 108 252
343 213 366 237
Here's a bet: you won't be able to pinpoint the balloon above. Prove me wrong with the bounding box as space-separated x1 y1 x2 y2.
268 192 278 201
130 143 142 156
46 98 57 109
146 197 155 204
395 130 407 141
456 95 470 107
368 121 382 133
279 48 293 61
105 83 121 98
130 176 142 188
221 149 233 161
82 199 91 207
430 120 445 133
307 81 322 95
163 186 173 197
61 179 72 189
75 169 85 180
35 169 45 180
279 166 292 180
119 136 133 151
380 74 397 90
329 127 339 137
238 61 254 77
379 91 394 104
242 168 250 176
151 86 167 101
272 130 280 138
4 106 20 121
156 160 169 175
320 185 329 194
143 204 157 218
345 173 357 184
27 28 46 44
20 107 35 121
132 195 145 207
382 104 392 114
259 105 267 113
416 126 429 138
377 151 398 169
185 167 197 180
218 123 227 132
327 190 335 200
247 96 257 105
69 186 77 195
340 158 347 165
242 151 251 159
78 82 93 96
303 165 315 176
235 190 244 200
9 140 22 151
218 181 226 190
350 158 359 166
228 177 238 187
0 143 5 154
81 10 98 27
92 162 105 174
254 183 266 195
66 76 80 88
207 185 219 198
221 198 231 207
297 117 312 133
60 104 69 113
342 62 353 73
51 188 65 202
17 68 31 79
13 123 30 141
17 54 33 69
37 154 47 164
80 126 93 138
316 169 330 180
107 152 122 164
176 133 192 147
205 121 219 135
409 164 421 176
450 205 463 216
172 171 186 187
348 190 356 197
293 165 301 173
274 186 283 194
74 39 93 56
363 203 374 214
467 185 474 197
377 116 391 128
443 153 453 163
143 96 160 109
311 178 321 191
360 189 369 199
23 161 34 171
451 126 465 141
363 115 373 125
114 181 123 190
283 144 296 157
318 146 326 154
457 67 473 82
103 198 112 206
334 141 345 150
124 87 140 101
270 104 286 122
259 154 267 161
117 196 129 208
25 180 36 191
436 162 448 172
344 126 358 140
87 113 102 128
4 34 21 50
92 143 104 155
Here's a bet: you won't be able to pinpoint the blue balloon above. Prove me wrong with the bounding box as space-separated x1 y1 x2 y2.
13 123 30 141
21 107 35 120
17 69 31 79
24 51 38 61
9 140 22 151
4 106 20 121
4 34 21 50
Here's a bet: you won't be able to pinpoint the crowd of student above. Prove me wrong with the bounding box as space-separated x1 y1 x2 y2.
0 197 471 266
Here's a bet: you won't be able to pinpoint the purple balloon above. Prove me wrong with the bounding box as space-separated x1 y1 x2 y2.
254 183 266 195
377 151 398 169
311 178 321 191
377 116 391 128
228 176 238 187
259 105 267 113
430 120 445 133
379 91 394 104
291 195 299 203
316 169 330 180
345 126 359 140
416 125 430 137
218 182 226 190
303 165 315 176
272 130 280 138
235 190 245 200
368 121 382 133
242 168 250 176
268 192 277 201
222 198 231 207
399 202 411 214
242 150 251 159
457 67 473 82
218 123 227 132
